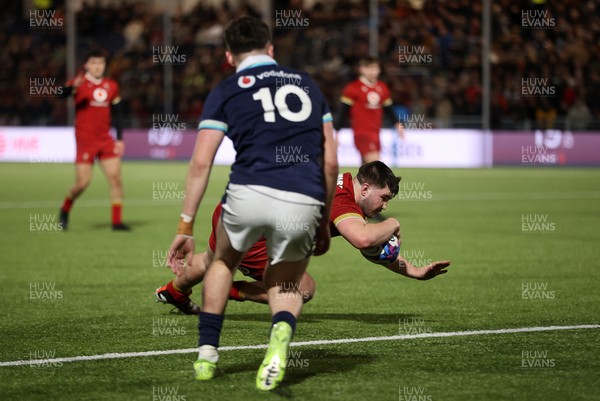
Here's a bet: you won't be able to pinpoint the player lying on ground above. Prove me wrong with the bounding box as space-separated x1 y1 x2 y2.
58 50 129 231
157 161 451 314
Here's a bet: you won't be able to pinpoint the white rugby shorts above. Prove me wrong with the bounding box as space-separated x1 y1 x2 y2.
221 184 324 264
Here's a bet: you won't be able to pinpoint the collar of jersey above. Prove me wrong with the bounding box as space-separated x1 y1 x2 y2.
359 76 377 87
84 72 103 85
236 55 277 73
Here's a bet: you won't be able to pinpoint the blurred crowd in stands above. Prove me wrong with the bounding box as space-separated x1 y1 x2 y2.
1 0 598 130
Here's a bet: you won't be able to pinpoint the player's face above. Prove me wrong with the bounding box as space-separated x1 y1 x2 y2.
84 57 106 79
360 184 393 217
359 63 380 83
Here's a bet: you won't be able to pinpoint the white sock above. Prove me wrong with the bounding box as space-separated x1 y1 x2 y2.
198 345 219 363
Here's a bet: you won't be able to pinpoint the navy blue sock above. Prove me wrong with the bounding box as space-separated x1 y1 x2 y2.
272 311 296 336
198 312 224 347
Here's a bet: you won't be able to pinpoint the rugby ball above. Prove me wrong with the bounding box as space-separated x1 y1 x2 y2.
360 235 400 265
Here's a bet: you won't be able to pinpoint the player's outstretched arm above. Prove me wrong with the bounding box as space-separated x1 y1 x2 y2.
384 255 451 280
314 121 339 256
167 129 224 269
337 217 400 250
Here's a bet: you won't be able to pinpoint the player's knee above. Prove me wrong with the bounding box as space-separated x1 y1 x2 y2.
187 253 208 282
108 173 122 188
302 290 314 303
301 276 316 303
77 177 91 190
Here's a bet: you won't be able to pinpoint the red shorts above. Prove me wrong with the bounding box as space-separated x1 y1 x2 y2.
76 139 119 164
209 203 269 281
353 132 381 156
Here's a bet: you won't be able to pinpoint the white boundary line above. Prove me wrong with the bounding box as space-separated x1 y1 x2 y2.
2 324 598 367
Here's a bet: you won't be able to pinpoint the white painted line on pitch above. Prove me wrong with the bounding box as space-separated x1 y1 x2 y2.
1 324 598 368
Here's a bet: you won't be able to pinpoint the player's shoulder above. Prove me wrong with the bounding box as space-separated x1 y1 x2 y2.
333 172 362 217
276 64 312 78
102 77 119 87
336 172 354 190
343 79 363 95
377 80 391 90
261 64 318 89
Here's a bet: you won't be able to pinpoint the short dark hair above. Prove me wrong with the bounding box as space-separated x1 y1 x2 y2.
358 56 379 67
224 16 271 55
83 50 106 63
356 161 401 197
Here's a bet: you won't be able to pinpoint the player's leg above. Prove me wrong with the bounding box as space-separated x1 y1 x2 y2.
195 216 249 380
256 199 322 391
231 271 315 304
361 150 380 164
156 249 213 315
98 155 128 230
256 258 310 391
265 259 310 315
59 162 93 229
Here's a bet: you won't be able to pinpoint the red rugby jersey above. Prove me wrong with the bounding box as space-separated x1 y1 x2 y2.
329 172 365 237
340 77 392 136
71 74 120 143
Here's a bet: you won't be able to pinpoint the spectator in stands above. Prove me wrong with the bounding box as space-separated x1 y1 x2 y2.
567 97 592 131
1 0 598 130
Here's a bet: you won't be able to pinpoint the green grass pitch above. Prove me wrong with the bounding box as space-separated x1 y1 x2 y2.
0 162 599 400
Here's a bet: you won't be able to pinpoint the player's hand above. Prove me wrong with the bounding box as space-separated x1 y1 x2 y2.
313 223 331 256
114 140 125 156
395 122 406 140
72 73 85 88
389 218 401 238
167 235 195 276
410 260 451 281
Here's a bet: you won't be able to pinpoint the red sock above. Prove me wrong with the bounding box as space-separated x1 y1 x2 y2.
229 281 245 302
61 197 74 213
111 203 122 225
167 281 190 302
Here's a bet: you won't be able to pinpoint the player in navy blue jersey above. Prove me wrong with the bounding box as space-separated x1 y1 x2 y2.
166 16 338 390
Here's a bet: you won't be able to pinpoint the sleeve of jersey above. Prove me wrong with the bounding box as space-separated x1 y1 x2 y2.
381 83 393 107
198 86 228 133
330 192 364 226
322 96 333 123
340 83 355 106
112 81 121 104
73 87 86 105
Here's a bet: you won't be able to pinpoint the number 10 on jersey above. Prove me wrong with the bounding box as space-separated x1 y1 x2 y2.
252 85 312 123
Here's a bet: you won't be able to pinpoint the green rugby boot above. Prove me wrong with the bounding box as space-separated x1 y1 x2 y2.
256 322 293 391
